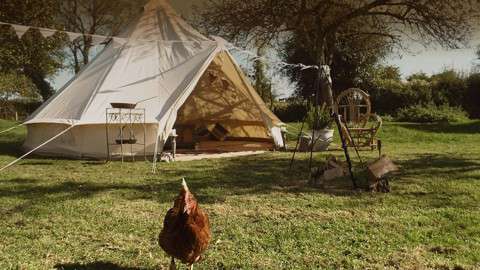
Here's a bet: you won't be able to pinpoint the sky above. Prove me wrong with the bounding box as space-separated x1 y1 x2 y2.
50 0 480 95
387 47 478 78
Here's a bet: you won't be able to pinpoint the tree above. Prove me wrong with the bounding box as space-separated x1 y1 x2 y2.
253 44 274 106
0 0 67 101
0 72 40 103
199 0 480 106
407 72 431 82
285 19 393 100
465 73 480 118
430 70 467 107
58 0 144 73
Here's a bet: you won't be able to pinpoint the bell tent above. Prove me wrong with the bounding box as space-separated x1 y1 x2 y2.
23 0 284 159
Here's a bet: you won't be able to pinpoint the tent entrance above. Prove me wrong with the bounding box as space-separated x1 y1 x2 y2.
168 52 275 153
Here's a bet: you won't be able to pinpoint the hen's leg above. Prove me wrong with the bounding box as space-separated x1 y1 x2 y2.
169 257 176 270
189 264 193 270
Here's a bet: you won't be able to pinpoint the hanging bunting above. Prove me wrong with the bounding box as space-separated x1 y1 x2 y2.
12 24 30 39
1 21 319 71
67 32 83 42
39 28 57 38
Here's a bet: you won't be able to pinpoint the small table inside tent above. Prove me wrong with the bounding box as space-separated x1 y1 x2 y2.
105 103 147 162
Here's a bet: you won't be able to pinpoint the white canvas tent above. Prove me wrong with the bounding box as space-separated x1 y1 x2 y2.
23 0 284 159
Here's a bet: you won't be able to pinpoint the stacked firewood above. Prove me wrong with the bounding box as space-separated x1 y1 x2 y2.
367 155 398 192
310 156 349 188
310 155 398 192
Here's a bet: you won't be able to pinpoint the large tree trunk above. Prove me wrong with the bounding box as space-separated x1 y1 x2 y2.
325 36 337 108
316 46 335 108
319 66 334 108
312 67 334 108
23 66 54 101
254 43 271 103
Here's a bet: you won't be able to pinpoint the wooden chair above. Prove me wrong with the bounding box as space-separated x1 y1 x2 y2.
334 88 382 150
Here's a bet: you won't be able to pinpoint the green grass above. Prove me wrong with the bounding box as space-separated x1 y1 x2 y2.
0 119 479 269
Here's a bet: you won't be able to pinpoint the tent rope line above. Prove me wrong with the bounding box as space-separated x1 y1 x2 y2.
0 94 162 173
0 21 321 71
0 123 24 135
225 44 321 71
0 21 217 45
0 125 76 172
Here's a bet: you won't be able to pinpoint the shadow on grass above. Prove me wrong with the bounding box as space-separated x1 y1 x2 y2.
55 262 149 270
2 150 478 217
396 153 480 179
0 154 363 216
392 153 480 209
0 140 24 157
18 161 54 166
0 178 39 184
0 122 26 157
396 121 480 134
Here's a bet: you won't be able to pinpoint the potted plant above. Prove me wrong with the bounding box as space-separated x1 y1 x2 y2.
306 103 334 150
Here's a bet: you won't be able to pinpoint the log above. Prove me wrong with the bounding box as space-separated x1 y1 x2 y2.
367 155 398 192
323 167 346 181
310 156 349 188
367 155 398 180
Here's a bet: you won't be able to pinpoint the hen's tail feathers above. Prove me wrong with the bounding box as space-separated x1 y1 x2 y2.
182 178 189 192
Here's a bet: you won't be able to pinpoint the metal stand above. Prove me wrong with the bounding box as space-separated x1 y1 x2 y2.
333 112 357 188
289 116 307 170
289 65 358 189
105 108 147 162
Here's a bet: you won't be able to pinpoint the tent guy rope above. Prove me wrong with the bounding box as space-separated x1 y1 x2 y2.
0 21 215 45
0 123 24 135
0 21 321 71
0 125 76 172
225 43 320 71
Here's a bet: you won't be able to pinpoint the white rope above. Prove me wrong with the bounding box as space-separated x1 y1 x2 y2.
1 21 323 71
0 21 216 45
225 44 321 71
136 96 159 105
0 123 24 135
0 125 76 172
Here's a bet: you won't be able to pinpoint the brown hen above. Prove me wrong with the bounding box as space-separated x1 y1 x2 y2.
159 179 211 270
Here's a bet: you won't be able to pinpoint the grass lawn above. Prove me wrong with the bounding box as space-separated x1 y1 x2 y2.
0 119 479 269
